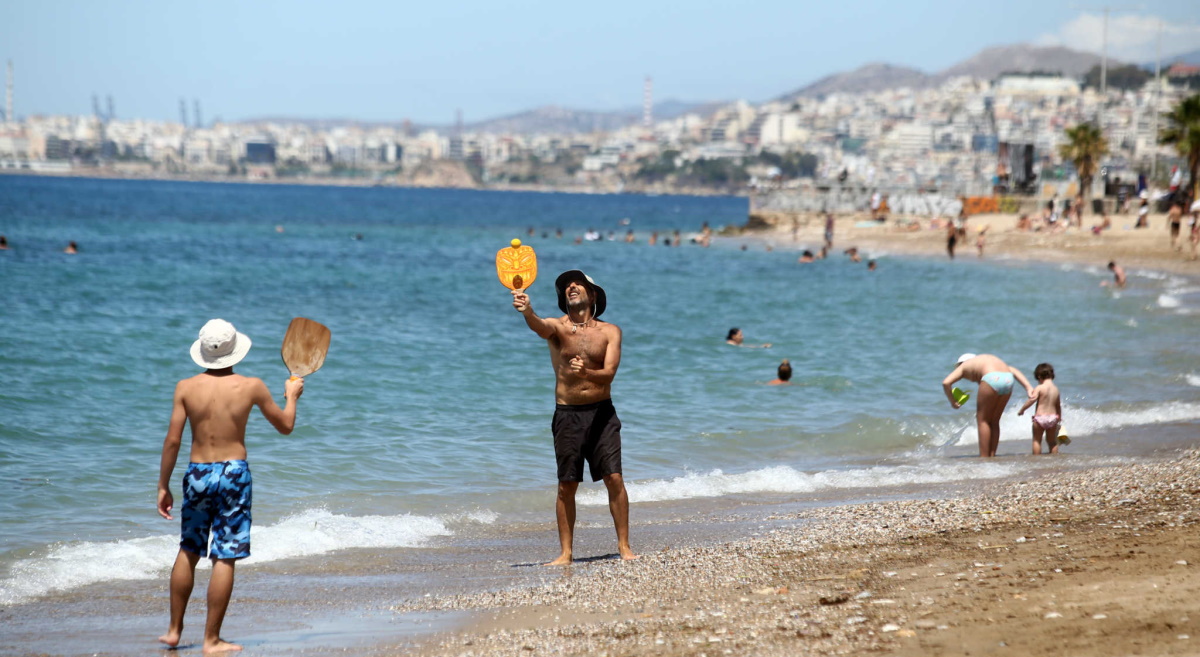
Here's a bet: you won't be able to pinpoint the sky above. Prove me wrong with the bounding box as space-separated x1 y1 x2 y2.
1 0 1198 125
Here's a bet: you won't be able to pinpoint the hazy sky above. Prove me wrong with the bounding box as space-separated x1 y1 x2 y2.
2 0 1198 124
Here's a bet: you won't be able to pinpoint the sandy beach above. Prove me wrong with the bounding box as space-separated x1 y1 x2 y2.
380 445 1200 657
359 212 1200 657
741 209 1200 276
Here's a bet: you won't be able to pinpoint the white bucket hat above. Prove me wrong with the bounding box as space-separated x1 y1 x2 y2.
190 319 252 369
955 353 977 365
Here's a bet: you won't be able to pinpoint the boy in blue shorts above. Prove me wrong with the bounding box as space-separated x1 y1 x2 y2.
157 319 303 654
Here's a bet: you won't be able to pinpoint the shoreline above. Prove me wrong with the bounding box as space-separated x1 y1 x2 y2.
734 210 1200 277
0 168 748 199
391 449 1200 656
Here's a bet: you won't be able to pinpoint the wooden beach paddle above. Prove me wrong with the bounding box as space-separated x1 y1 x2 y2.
496 238 538 291
281 317 331 380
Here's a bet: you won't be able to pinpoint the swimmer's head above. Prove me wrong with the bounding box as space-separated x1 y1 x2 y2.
1034 363 1055 381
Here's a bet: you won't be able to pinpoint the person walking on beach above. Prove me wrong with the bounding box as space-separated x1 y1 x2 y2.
511 271 637 565
157 319 304 654
1018 363 1063 455
946 221 958 259
943 353 1034 457
1168 202 1184 250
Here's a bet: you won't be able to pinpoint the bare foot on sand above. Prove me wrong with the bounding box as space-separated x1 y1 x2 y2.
544 553 572 566
158 629 182 648
203 639 242 655
620 548 640 561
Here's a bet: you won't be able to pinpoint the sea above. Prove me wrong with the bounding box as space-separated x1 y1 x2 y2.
1 174 1198 655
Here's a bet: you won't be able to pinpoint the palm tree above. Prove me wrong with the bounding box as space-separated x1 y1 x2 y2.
1058 122 1108 215
1160 94 1200 206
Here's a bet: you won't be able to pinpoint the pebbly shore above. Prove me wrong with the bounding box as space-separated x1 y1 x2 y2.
380 449 1200 656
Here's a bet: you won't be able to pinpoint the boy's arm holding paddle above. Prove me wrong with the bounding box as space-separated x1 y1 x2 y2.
256 377 304 435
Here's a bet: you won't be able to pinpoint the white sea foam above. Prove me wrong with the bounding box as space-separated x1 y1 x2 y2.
948 401 1200 447
1187 374 1200 387
578 461 1018 506
1157 294 1182 309
0 508 493 605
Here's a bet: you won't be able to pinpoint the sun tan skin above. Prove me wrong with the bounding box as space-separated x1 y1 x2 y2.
157 369 303 655
512 280 637 565
942 355 1034 457
1018 376 1063 455
1104 262 1126 288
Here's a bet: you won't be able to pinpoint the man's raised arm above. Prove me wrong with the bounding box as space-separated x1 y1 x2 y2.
512 289 557 339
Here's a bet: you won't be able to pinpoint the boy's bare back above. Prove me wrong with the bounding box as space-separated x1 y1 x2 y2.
171 372 301 464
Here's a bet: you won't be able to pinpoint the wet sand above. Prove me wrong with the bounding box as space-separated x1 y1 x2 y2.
395 448 1200 657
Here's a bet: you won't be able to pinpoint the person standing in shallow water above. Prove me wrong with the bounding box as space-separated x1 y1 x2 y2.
157 319 304 654
511 270 637 565
942 353 1033 457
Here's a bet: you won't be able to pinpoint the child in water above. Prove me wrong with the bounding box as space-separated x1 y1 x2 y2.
1017 363 1063 454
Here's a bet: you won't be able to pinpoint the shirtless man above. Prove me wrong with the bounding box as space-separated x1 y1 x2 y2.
157 319 303 654
1104 261 1126 288
511 271 637 565
942 353 1033 457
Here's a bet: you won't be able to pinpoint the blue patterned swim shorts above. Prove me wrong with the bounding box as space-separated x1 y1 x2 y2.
180 460 252 559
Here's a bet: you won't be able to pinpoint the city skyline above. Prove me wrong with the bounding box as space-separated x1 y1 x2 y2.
2 0 1199 125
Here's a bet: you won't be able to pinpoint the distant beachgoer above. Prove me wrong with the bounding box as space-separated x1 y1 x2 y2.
555 228 563 239
1016 214 1031 232
527 226 536 237
843 246 861 263
824 213 834 248
867 259 877 271
976 226 988 258
510 270 636 565
798 250 815 263
64 241 78 254
1103 261 1126 288
946 223 957 259
1017 363 1063 455
1189 203 1200 261
584 229 601 241
0 235 8 250
672 229 682 247
1117 181 1128 214
624 229 635 243
1135 197 1150 228
1091 214 1111 235
768 359 793 385
157 319 304 653
649 231 658 246
1168 202 1183 250
726 328 771 348
943 353 1034 457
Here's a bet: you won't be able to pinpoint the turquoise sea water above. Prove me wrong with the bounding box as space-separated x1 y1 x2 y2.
2 174 1199 607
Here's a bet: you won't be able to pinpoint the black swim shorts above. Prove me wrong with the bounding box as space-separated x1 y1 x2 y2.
552 399 622 482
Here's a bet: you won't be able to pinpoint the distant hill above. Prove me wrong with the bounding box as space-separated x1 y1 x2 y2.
782 44 1116 99
1143 48 1200 69
466 100 711 134
779 63 932 99
935 45 1112 82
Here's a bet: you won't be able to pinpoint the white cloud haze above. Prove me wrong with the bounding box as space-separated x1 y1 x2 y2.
1036 13 1200 64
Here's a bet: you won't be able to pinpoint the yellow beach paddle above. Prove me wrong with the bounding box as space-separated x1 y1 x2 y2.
281 317 331 380
952 387 970 405
496 238 538 291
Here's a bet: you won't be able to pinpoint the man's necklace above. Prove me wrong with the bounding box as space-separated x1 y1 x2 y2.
571 319 591 333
